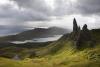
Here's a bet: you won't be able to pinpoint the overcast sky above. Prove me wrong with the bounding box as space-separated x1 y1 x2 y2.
0 0 99 36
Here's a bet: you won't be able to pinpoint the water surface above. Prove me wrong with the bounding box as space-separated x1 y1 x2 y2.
11 35 62 44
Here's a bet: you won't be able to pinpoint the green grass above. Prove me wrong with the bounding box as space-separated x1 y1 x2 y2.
0 42 100 67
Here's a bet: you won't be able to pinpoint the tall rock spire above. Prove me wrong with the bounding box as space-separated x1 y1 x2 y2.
73 18 78 32
70 18 80 41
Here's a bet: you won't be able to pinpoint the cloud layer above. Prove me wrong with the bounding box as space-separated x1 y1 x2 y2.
76 0 100 15
0 0 99 36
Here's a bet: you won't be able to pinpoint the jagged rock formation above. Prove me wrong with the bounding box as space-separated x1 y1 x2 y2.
81 24 92 41
73 18 78 32
70 18 81 41
70 18 94 49
76 24 94 49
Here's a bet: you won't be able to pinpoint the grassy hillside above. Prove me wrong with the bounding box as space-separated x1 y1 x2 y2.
0 42 100 67
0 42 52 59
0 29 100 67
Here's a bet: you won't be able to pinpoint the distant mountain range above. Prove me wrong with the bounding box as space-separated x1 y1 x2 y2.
0 27 70 42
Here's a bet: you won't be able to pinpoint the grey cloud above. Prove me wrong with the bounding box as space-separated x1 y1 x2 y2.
54 0 100 16
10 0 52 16
54 0 74 16
0 25 29 36
0 0 53 36
0 4 50 22
1 0 100 22
76 0 100 15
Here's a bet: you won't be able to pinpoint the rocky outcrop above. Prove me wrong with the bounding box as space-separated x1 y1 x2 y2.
70 18 80 41
75 24 94 49
77 24 92 42
70 18 94 49
73 18 78 33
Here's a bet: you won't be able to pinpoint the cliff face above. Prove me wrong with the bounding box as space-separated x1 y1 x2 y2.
70 18 94 49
